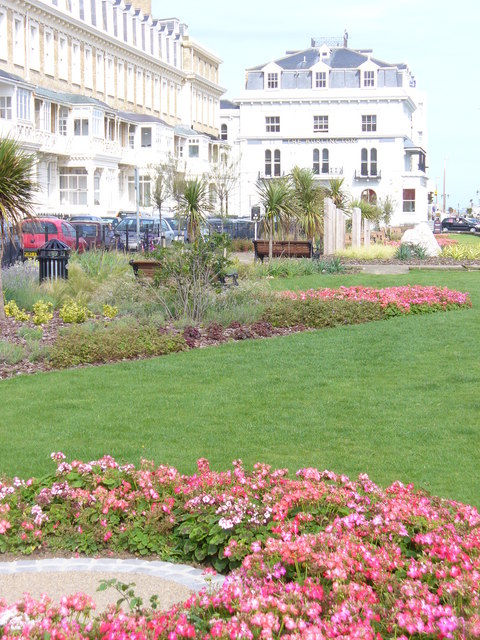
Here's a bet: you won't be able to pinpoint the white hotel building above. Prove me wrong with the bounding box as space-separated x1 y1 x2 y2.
0 0 225 216
221 37 429 226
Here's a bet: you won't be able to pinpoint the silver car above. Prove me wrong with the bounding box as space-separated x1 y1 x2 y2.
114 216 175 250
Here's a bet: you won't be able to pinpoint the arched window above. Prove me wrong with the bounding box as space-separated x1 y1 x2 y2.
370 148 377 176
361 189 377 204
220 123 227 141
313 149 319 174
265 149 272 177
321 149 329 174
274 149 281 176
361 148 368 176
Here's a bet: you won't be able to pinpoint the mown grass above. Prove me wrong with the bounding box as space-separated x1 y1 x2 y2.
0 270 479 507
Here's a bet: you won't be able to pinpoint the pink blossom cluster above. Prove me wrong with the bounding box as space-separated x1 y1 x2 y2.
279 285 471 312
1 456 480 638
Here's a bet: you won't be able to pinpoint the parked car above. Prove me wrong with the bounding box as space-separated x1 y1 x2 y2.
68 215 104 223
100 216 120 229
164 217 187 242
113 215 175 250
69 220 115 250
20 217 86 258
441 217 480 233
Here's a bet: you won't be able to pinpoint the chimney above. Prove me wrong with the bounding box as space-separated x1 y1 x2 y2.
343 30 348 47
134 0 151 15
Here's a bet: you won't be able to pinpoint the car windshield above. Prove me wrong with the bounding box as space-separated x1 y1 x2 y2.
166 218 179 230
116 218 159 233
22 220 58 235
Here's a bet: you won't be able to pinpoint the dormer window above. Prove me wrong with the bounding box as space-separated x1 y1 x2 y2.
363 70 375 87
315 72 327 88
267 72 278 89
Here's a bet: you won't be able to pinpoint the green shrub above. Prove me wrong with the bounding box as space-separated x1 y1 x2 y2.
261 298 385 329
17 326 43 341
50 321 188 368
395 244 413 261
4 300 30 322
205 281 275 326
32 300 53 325
59 298 94 323
0 341 25 364
441 244 480 260
336 245 396 261
26 341 51 363
248 257 344 279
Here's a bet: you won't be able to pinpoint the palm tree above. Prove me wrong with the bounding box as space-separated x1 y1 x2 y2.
0 138 37 318
290 166 325 243
326 177 350 211
256 177 293 260
177 177 212 242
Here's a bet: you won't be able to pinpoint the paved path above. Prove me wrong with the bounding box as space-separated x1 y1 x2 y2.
0 558 225 612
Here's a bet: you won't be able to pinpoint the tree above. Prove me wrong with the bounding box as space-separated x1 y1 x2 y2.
326 177 350 211
256 177 293 260
208 152 240 229
177 177 212 242
290 166 325 243
0 138 38 318
150 154 186 229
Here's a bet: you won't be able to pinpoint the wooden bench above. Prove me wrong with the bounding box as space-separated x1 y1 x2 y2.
253 240 314 262
129 259 162 278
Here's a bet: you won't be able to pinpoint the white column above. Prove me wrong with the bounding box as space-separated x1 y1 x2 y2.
363 218 371 247
324 197 336 255
351 207 361 248
335 209 346 251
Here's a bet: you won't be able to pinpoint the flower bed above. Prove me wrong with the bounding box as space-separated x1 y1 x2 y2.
1 454 480 638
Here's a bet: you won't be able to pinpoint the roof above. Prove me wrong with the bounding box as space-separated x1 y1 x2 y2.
0 69 25 83
220 99 239 110
117 110 168 125
34 86 112 109
174 124 201 137
247 46 402 72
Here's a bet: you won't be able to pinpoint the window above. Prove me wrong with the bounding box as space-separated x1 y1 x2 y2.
361 148 368 176
313 149 319 174
102 0 107 30
361 189 377 204
29 22 40 70
370 148 377 176
106 57 114 96
44 29 54 75
117 61 125 99
220 123 228 141
362 115 377 132
90 0 96 25
265 116 280 133
94 170 101 205
59 167 88 205
92 109 103 136
265 150 272 177
96 52 104 92
0 10 7 61
128 124 135 148
127 175 151 206
189 138 199 157
72 42 81 84
313 115 328 133
273 150 281 176
136 69 143 105
267 72 278 88
74 118 89 135
58 36 68 79
84 47 93 88
17 89 31 120
361 148 378 176
403 189 415 212
0 96 12 119
127 65 134 102
59 107 68 135
321 149 329 174
13 16 25 66
141 127 152 147
363 70 375 87
315 71 326 88
79 0 85 20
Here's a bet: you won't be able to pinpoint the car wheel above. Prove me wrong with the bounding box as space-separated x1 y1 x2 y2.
470 227 477 233
442 227 449 232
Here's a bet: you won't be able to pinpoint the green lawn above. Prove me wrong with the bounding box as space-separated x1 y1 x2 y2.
1 270 479 507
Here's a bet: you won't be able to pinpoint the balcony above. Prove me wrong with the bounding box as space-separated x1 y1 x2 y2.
354 170 382 182
313 167 344 179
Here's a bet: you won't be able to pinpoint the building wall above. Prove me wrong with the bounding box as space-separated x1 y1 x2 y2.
222 46 428 226
0 0 226 216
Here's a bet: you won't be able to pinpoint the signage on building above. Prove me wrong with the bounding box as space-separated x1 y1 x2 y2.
283 138 358 145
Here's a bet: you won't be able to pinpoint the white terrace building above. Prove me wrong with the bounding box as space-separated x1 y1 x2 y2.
221 36 429 226
0 0 226 216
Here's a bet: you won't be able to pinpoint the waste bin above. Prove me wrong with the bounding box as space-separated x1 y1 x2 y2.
37 239 71 282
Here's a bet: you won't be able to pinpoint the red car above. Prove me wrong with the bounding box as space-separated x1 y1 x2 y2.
20 218 86 258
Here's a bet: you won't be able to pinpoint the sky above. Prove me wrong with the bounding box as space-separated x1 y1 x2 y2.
153 0 480 212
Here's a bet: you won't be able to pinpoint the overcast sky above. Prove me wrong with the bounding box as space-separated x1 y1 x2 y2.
154 0 480 211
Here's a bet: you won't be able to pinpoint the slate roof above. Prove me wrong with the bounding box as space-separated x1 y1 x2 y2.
0 69 27 83
34 86 111 109
117 111 168 125
220 99 239 110
248 46 402 72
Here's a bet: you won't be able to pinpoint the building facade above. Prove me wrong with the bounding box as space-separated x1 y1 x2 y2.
0 0 225 216
221 37 429 225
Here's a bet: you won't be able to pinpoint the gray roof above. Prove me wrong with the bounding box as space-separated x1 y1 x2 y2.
174 124 200 137
34 86 111 109
0 69 27 83
220 99 239 110
248 46 402 72
117 110 168 125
